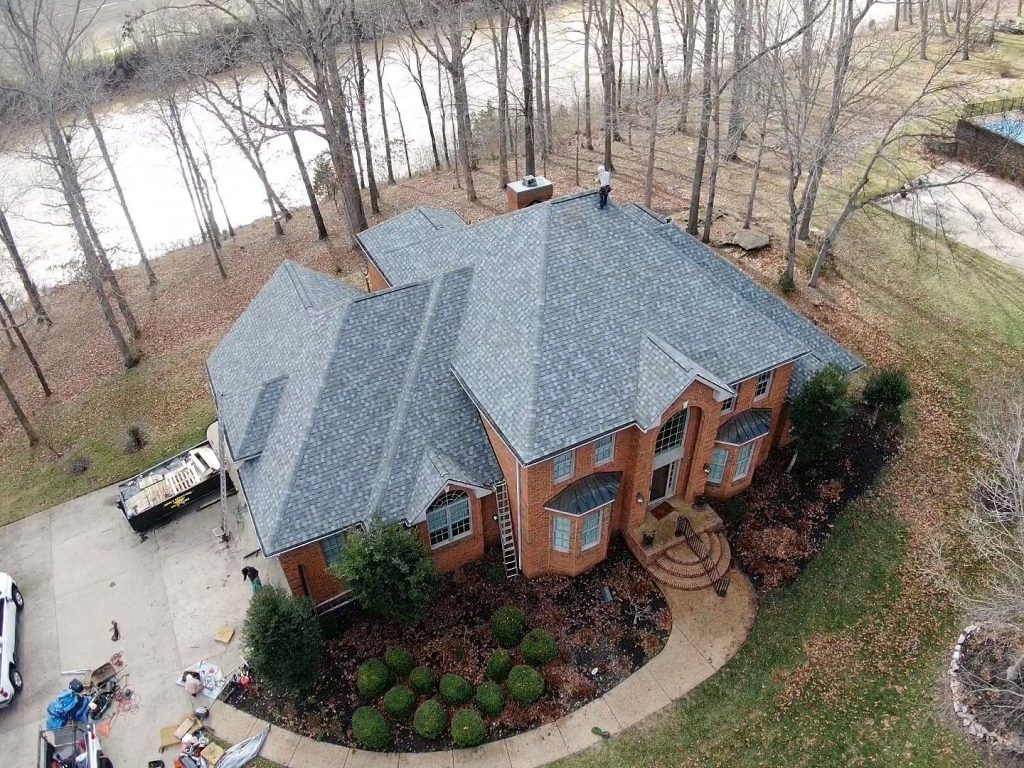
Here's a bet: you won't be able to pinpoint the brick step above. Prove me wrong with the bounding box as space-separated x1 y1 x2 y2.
649 534 732 590
660 533 724 567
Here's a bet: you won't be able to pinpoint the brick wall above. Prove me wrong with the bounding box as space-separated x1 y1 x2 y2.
366 258 391 292
415 491 487 574
279 541 346 605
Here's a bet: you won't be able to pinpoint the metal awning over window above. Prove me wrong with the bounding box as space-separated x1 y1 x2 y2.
717 409 772 446
544 472 622 516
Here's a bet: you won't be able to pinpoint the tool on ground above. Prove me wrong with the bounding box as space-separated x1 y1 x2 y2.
591 726 611 739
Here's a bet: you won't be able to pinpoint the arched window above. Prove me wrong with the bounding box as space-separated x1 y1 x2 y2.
426 489 472 548
655 410 689 455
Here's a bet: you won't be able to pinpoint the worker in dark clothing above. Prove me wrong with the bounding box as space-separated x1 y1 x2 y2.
596 165 612 208
241 566 262 593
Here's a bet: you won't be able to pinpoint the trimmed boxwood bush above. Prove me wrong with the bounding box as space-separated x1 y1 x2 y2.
491 605 527 648
384 646 415 677
863 367 913 424
486 649 513 682
409 665 436 694
451 709 486 748
507 665 545 704
474 681 505 717
413 699 447 740
439 673 473 705
382 685 416 720
352 706 391 750
356 659 392 698
520 628 559 666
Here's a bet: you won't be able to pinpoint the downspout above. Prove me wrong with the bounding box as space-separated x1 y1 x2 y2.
516 460 523 572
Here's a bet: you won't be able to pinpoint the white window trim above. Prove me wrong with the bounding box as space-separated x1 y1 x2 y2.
594 434 615 465
721 395 736 414
655 409 689 458
427 494 473 549
707 447 729 485
581 508 604 551
734 440 758 481
552 449 575 483
552 515 571 553
754 370 773 401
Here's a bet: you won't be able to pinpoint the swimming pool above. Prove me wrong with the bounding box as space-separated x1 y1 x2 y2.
983 115 1024 143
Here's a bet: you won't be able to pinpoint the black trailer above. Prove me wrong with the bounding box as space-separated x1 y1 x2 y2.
115 440 236 532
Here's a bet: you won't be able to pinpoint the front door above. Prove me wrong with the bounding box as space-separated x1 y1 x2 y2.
649 458 680 506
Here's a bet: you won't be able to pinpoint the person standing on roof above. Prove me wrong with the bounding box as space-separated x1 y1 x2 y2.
596 165 612 209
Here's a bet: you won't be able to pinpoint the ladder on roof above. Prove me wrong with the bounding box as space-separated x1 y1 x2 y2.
495 481 519 579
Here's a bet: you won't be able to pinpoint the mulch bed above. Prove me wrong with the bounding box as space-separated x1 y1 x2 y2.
225 539 671 751
957 624 1024 740
724 403 903 589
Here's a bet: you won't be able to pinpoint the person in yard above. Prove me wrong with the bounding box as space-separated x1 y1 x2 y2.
182 670 203 697
596 165 612 209
241 566 262 593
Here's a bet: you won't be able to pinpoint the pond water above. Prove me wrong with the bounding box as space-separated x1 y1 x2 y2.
983 115 1024 143
0 0 893 292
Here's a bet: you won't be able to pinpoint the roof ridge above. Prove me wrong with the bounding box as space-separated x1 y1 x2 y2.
366 276 447 516
521 204 553 455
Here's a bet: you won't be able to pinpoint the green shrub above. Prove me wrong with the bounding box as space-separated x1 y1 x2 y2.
331 516 439 623
439 673 473 705
384 646 415 677
409 665 436 694
351 706 391 750
474 682 505 717
790 363 852 462
413 699 447 740
862 367 913 424
485 649 513 682
243 585 321 693
491 605 527 648
382 685 416 720
520 628 559 666
451 709 486 748
506 665 545 704
356 659 392 698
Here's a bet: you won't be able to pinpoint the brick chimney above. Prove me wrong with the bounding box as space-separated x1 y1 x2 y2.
506 176 554 211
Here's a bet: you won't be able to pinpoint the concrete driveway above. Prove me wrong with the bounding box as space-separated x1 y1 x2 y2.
0 485 282 766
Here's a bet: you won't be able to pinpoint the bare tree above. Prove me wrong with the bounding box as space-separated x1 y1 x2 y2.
395 36 443 170
0 366 39 447
488 5 512 187
0 290 49 395
0 207 49 324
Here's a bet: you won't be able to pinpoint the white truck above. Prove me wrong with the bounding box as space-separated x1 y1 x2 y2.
38 722 112 768
0 571 24 708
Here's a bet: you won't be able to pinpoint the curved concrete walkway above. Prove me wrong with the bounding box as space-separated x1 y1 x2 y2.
209 571 758 768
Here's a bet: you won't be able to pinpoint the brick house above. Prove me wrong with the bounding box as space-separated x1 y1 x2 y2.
207 191 861 608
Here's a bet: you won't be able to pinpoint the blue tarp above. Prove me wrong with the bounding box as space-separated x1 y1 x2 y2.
45 690 91 729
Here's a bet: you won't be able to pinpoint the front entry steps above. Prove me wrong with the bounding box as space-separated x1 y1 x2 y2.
649 529 732 591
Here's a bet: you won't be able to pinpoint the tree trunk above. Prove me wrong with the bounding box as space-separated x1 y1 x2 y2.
86 109 157 287
388 86 414 179
516 1 537 176
702 36 724 244
324 43 369 239
204 152 238 237
534 6 546 158
744 106 769 229
437 68 451 167
687 0 716 234
374 37 397 185
987 0 1000 46
0 367 39 447
541 2 553 154
583 0 594 150
644 0 663 208
725 0 750 158
491 11 511 187
921 0 930 57
599 0 616 170
352 29 381 215
0 291 49 396
962 0 971 59
408 40 442 171
0 209 49 325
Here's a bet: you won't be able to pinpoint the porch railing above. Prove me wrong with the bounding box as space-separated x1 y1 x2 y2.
677 516 731 597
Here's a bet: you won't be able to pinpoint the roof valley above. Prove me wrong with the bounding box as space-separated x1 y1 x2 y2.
366 275 449 516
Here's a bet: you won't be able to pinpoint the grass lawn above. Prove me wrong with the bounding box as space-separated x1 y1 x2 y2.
0 341 216 526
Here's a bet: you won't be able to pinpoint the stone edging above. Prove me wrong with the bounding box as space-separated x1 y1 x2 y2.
210 572 758 767
949 623 1024 754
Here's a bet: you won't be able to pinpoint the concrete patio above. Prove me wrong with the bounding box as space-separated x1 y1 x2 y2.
0 486 282 767
208 566 758 768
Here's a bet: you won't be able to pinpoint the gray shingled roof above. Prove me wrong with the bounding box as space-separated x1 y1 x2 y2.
368 192 860 464
717 409 773 445
544 472 622 515
356 206 466 269
208 262 501 556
